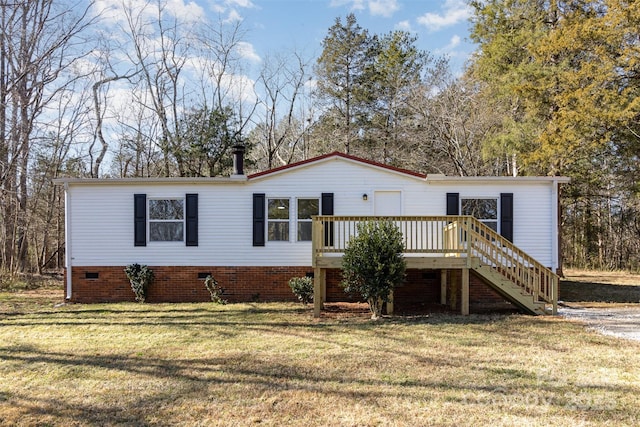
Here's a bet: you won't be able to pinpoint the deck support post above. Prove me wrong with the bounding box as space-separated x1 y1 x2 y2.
313 267 324 318
320 269 326 303
386 290 394 316
552 275 558 315
461 268 469 315
448 269 457 310
440 270 447 305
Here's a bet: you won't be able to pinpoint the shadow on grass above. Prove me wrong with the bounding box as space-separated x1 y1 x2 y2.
560 280 640 303
0 344 633 425
1 299 526 329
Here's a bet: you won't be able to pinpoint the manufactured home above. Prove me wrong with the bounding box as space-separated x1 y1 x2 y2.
55 148 569 315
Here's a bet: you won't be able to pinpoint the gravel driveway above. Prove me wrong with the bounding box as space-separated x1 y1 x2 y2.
558 305 640 341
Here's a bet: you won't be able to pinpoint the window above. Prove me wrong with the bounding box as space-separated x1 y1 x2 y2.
268 198 289 241
265 197 320 242
149 199 184 241
297 198 319 241
461 198 498 231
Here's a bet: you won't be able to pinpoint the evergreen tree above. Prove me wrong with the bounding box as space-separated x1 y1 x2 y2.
469 0 640 269
315 13 377 154
369 31 427 165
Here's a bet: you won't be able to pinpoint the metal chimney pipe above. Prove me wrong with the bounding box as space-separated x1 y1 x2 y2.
232 145 245 176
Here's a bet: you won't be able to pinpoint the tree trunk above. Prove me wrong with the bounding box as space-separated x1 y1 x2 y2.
368 297 384 320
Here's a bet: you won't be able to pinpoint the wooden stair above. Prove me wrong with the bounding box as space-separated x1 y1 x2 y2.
470 260 547 315
464 218 558 315
311 215 559 317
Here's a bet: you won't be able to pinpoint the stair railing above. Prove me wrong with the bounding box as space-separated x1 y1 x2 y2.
460 216 557 310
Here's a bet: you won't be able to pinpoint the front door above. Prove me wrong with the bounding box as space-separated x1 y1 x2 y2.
374 191 402 216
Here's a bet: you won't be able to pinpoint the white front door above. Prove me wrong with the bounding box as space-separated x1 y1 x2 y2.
374 191 402 216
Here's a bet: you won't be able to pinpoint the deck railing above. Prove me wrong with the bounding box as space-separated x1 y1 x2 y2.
311 215 557 307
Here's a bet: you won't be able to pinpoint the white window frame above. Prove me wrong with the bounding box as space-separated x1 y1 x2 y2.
461 197 499 232
148 198 185 242
267 197 290 242
296 197 319 242
265 197 321 243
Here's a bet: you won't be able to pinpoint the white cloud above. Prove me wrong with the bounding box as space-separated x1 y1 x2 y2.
330 0 404 17
434 34 470 70
369 0 399 17
225 8 242 23
165 0 206 22
396 20 412 31
447 34 461 49
208 0 257 24
225 0 256 7
435 34 464 56
94 0 205 25
237 41 261 63
416 0 471 32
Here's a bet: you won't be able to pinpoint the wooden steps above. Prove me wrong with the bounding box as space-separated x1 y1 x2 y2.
471 260 547 315
311 215 558 317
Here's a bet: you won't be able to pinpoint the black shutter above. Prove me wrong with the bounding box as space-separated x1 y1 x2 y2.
321 193 334 215
321 192 334 246
185 194 198 246
253 193 265 246
500 193 513 242
134 194 146 247
446 193 459 215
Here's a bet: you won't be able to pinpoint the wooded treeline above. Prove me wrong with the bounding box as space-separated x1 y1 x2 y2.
0 0 637 276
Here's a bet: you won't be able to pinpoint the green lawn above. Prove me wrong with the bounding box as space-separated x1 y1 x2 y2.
0 280 639 426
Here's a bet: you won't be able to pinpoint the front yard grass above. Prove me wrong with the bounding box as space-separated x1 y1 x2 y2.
0 278 639 426
560 268 640 306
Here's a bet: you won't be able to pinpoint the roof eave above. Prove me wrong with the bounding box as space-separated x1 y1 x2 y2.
247 151 426 181
425 175 571 184
53 176 248 185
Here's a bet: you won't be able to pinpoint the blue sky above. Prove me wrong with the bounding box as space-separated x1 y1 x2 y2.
93 0 475 77
86 0 476 150
207 0 475 72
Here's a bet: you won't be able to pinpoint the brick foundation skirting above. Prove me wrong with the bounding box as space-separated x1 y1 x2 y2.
67 266 511 312
68 266 315 303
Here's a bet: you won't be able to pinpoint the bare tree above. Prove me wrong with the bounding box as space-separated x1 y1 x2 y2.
0 0 95 274
29 79 91 272
119 0 192 176
89 45 139 178
406 65 501 177
99 2 257 178
194 16 258 151
250 51 312 170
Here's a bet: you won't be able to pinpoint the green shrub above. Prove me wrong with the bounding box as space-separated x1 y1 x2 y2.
341 220 406 320
288 276 314 305
124 263 154 302
204 275 227 304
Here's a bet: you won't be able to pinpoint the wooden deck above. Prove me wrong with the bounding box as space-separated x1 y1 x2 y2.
311 216 558 317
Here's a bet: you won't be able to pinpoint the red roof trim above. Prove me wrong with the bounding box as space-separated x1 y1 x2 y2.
247 151 426 179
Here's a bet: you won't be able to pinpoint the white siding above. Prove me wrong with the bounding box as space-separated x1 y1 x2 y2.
425 182 554 266
67 157 558 268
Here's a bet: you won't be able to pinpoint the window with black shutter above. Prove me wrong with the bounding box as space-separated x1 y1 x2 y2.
136 193 198 246
446 193 459 216
321 192 334 246
500 193 513 241
185 194 198 246
134 194 147 246
253 193 266 246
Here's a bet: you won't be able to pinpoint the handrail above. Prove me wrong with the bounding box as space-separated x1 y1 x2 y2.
311 215 557 310
461 217 557 305
312 215 467 258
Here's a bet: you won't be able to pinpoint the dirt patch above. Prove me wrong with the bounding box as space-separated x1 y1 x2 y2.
320 302 372 319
